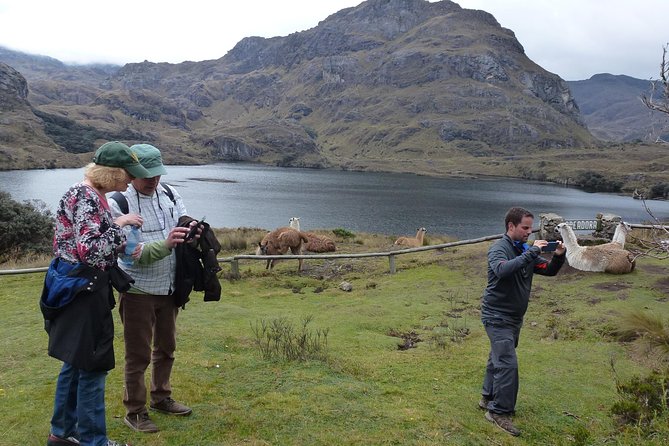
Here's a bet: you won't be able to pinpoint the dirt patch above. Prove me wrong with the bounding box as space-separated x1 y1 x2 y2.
388 329 421 350
651 277 669 294
556 264 587 278
638 264 669 275
445 307 466 319
591 281 632 292
301 260 359 280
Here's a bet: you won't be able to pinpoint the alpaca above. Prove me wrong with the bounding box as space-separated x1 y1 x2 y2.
394 227 427 248
288 217 336 252
609 221 632 249
289 217 300 230
556 223 635 274
256 227 308 271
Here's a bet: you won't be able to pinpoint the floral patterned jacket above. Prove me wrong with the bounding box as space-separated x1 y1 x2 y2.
54 183 124 270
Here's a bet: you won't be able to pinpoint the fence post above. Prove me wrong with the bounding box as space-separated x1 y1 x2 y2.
389 254 396 274
230 259 240 279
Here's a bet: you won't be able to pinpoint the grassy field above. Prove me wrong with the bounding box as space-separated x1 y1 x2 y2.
1 231 668 445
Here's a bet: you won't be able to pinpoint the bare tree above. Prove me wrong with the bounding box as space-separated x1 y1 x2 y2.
641 44 669 116
628 198 669 260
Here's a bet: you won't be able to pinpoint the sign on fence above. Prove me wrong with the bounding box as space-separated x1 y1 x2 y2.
564 220 599 230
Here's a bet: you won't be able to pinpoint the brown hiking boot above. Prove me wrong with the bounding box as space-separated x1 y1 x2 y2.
150 397 192 416
485 411 521 436
478 397 490 410
124 412 159 433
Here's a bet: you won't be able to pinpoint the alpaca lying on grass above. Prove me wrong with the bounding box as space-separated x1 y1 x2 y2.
609 221 632 249
394 227 427 248
256 227 308 271
288 217 336 253
556 223 635 274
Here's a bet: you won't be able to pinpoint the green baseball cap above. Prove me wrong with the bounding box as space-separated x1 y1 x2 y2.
93 141 151 179
130 144 168 177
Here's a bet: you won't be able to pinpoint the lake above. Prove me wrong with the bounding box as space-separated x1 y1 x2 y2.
1 163 668 239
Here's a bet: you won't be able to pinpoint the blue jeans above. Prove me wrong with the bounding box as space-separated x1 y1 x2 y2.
50 362 108 446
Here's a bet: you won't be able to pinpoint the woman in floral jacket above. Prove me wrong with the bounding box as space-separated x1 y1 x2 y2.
43 141 149 446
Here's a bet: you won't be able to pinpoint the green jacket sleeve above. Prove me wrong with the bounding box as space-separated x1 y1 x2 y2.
136 240 172 266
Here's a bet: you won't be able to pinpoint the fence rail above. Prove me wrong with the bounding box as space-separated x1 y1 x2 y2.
1 223 666 277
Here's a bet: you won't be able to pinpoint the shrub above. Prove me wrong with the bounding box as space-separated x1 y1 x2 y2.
0 192 54 262
573 171 623 193
332 228 355 239
251 315 329 362
649 183 669 199
611 372 669 428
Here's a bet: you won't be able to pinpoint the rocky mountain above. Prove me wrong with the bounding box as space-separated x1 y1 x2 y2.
568 73 669 142
0 62 83 168
0 0 596 172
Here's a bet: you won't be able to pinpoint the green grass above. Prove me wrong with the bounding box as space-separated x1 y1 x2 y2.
1 240 669 445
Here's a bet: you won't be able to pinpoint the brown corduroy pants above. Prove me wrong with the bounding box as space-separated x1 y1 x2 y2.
119 292 178 416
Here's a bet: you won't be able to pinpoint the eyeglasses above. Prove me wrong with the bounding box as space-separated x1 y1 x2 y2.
137 191 166 233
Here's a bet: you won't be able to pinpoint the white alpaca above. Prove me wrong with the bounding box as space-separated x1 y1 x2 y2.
289 217 300 230
609 221 632 249
556 223 635 274
287 217 336 252
394 227 427 248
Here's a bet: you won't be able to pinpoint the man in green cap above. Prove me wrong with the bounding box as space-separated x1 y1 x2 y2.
109 144 194 434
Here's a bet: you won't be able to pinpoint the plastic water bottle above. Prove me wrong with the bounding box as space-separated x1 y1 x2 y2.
120 225 140 266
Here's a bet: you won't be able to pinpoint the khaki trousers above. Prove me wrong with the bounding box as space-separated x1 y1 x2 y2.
119 292 178 416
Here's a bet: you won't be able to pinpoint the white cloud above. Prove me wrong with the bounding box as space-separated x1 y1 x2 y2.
455 0 667 80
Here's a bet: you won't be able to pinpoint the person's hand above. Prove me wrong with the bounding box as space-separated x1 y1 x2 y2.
533 240 549 250
129 243 143 259
165 227 191 249
184 220 203 243
115 213 143 228
554 240 566 255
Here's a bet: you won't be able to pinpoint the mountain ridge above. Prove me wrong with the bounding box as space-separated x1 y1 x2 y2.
0 0 643 177
567 73 668 142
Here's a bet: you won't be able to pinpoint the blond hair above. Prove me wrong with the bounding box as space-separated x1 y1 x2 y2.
84 163 128 190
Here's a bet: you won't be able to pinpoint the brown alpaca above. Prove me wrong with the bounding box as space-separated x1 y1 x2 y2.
303 232 336 252
256 227 308 271
394 227 427 248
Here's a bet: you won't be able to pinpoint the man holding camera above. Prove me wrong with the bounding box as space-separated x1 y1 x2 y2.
478 207 565 436
110 144 194 434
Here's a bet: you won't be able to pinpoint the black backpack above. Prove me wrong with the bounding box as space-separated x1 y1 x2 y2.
110 184 176 214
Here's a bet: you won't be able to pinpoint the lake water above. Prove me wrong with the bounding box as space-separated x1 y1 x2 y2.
1 163 668 239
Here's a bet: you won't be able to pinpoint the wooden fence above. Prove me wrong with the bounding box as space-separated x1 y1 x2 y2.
0 223 665 277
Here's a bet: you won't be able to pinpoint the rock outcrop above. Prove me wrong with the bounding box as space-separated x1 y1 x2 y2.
0 63 80 168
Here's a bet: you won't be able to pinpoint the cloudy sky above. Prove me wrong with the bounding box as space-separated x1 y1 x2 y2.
0 0 665 81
